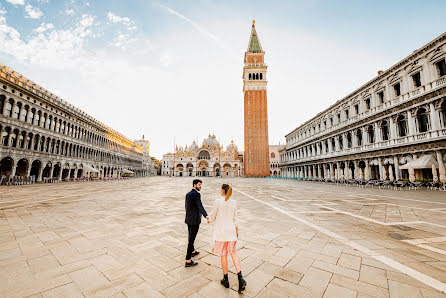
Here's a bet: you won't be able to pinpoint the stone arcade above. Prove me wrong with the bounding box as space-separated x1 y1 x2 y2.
280 33 446 183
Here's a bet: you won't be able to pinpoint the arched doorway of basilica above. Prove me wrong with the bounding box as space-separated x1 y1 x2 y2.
0 157 14 176
186 163 193 176
223 163 231 176
214 163 220 177
176 164 184 177
198 161 208 177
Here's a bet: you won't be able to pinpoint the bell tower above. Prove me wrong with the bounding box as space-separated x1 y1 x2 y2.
243 20 270 176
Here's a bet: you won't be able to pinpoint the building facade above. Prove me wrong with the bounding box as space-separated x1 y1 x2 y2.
269 145 283 177
161 152 174 176
169 134 242 177
280 33 446 183
243 21 270 176
0 63 151 181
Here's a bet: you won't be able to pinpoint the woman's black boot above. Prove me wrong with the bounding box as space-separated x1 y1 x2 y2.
237 271 247 292
221 274 229 288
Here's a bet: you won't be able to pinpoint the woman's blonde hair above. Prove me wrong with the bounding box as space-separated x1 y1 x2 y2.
222 184 232 201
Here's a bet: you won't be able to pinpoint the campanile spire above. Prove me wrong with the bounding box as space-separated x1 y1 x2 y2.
243 21 270 176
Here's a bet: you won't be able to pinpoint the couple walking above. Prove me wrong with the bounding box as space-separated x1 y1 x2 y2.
184 179 247 292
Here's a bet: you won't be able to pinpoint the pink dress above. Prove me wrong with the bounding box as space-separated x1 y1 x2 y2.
209 198 238 256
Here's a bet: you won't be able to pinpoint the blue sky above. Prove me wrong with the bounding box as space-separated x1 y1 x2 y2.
1 0 445 158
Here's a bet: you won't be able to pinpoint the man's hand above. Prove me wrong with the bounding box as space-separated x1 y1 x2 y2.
206 216 210 223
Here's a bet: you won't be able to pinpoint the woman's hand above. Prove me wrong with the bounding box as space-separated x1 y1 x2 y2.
236 226 239 238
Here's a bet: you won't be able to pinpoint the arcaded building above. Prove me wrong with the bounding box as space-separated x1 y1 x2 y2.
0 63 152 181
243 21 270 176
269 145 283 177
168 134 242 177
280 33 446 183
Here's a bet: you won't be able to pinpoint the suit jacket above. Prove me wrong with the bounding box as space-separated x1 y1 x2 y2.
185 188 208 225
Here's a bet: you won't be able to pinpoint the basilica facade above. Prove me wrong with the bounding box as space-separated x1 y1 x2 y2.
168 134 242 177
280 33 446 183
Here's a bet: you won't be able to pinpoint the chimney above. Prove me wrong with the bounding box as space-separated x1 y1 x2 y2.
377 70 384 76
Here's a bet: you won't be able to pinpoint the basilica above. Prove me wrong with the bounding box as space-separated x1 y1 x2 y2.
162 134 243 177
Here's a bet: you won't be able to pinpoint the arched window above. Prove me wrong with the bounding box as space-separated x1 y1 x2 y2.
29 108 35 124
367 125 375 143
13 102 21 119
35 111 41 126
11 129 19 147
397 115 407 137
20 105 28 122
256 73 259 80
356 129 362 146
5 99 13 117
271 152 275 158
381 120 389 141
249 73 251 80
331 138 336 151
338 135 343 150
42 113 47 128
416 108 430 133
260 73 263 80
347 132 352 148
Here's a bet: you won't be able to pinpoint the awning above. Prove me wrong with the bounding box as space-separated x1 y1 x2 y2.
400 155 438 169
84 164 99 173
122 169 135 174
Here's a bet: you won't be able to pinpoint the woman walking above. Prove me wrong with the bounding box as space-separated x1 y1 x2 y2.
208 184 247 292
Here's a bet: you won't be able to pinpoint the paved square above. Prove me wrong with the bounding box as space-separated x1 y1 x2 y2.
1 177 446 297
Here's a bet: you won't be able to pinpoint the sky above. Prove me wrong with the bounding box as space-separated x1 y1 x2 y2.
0 0 445 159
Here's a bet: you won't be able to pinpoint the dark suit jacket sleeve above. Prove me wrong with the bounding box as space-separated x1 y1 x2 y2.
195 193 208 218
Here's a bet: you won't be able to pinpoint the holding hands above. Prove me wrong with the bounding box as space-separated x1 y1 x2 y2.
206 216 210 223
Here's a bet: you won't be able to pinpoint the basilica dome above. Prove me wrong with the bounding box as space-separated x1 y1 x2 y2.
189 141 198 151
227 140 238 151
203 134 219 148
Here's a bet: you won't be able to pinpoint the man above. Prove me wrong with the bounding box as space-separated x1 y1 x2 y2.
185 179 209 267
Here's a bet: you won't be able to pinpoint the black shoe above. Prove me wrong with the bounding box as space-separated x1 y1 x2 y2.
191 251 200 257
185 260 198 267
221 274 229 288
237 272 247 292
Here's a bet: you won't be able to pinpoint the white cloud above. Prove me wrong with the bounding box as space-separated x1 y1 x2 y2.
25 4 43 19
79 14 94 27
107 11 136 30
65 8 74 16
33 22 54 33
5 0 24 5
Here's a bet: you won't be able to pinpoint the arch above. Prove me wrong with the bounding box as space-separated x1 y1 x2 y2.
0 157 15 175
367 125 375 143
381 120 390 140
397 115 408 137
52 163 61 178
30 160 41 179
5 98 13 117
223 163 231 176
42 162 52 178
416 107 430 133
356 129 363 146
198 150 210 160
16 158 29 176
271 152 275 158
255 73 259 80
260 73 263 80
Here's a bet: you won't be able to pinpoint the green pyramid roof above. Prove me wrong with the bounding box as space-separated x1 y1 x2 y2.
248 24 263 52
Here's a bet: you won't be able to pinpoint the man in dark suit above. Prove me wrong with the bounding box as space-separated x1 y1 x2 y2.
185 179 209 267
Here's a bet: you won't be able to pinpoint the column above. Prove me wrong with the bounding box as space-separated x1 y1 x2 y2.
407 111 416 136
74 168 78 179
343 133 348 150
58 167 63 181
429 103 441 133
50 166 55 178
436 150 446 182
389 118 397 140
335 137 340 151
11 165 16 176
26 165 32 177
389 165 394 181
374 122 381 142
432 164 438 183
383 164 388 180
319 164 323 179
37 166 44 182
378 158 383 180
364 160 370 180
393 156 400 181
361 127 367 145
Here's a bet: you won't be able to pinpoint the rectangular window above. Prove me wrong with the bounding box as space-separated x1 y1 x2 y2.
394 83 401 97
337 114 341 123
365 98 371 110
412 72 421 88
345 109 349 119
354 104 359 115
330 118 333 126
323 121 327 128
378 91 384 104
437 59 446 77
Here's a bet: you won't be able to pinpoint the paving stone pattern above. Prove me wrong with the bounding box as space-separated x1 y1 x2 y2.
0 177 446 297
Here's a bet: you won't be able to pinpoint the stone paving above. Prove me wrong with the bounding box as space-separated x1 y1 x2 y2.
0 177 446 297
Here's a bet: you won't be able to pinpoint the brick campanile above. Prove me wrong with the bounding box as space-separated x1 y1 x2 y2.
243 20 270 176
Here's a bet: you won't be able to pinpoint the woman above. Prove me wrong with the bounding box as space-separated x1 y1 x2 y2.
208 184 247 292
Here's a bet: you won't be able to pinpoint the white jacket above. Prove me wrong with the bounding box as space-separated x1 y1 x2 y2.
210 198 237 242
